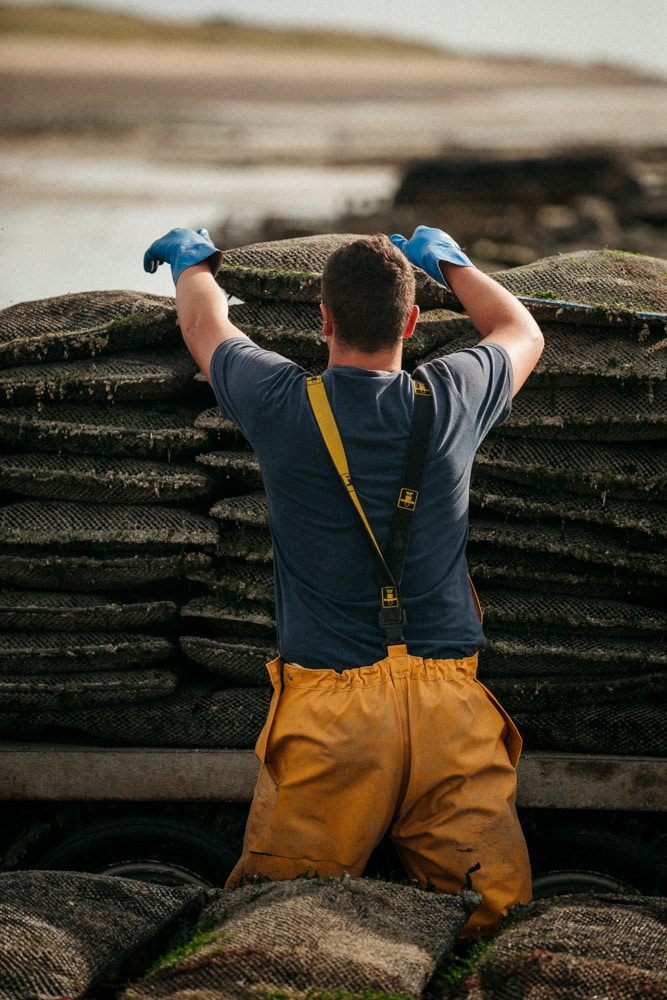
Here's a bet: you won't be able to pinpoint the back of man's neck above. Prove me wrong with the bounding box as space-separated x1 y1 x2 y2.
326 344 403 373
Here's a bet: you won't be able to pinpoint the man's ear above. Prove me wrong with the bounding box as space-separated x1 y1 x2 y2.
402 304 420 339
320 302 334 338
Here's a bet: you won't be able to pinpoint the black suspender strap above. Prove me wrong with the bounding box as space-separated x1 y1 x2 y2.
306 374 434 649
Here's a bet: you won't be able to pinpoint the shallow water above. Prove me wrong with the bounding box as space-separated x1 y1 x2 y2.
2 81 666 310
0 155 398 308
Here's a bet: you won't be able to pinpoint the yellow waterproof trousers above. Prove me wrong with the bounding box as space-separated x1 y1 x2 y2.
225 647 532 936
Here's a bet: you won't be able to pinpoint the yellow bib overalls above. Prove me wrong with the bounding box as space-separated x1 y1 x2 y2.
225 377 532 937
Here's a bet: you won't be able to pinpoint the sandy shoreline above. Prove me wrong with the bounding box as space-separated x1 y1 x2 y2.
2 34 657 95
2 34 666 168
1 33 666 309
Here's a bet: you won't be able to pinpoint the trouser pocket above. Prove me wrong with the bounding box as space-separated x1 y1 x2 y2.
254 654 284 764
475 680 523 766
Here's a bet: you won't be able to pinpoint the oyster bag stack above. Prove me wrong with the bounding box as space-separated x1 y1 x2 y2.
0 242 665 755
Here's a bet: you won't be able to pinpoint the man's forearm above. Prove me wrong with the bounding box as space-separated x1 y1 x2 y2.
440 262 544 396
389 226 544 396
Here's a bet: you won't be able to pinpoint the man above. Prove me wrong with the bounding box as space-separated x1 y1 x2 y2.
144 225 544 936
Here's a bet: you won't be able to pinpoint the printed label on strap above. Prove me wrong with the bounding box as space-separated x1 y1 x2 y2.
397 487 419 511
381 586 400 609
413 380 432 396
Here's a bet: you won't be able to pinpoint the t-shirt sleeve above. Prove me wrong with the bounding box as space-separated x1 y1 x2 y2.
425 342 513 445
208 337 303 441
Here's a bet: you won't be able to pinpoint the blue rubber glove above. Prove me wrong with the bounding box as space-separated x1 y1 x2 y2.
390 226 474 288
143 228 222 284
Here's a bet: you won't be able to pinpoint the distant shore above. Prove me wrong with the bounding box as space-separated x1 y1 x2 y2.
2 34 666 168
1 30 666 309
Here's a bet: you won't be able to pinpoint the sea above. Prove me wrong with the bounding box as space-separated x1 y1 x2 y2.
0 156 399 308
1 0 666 309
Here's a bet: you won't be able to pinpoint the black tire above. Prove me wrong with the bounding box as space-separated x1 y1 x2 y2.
523 811 667 899
7 806 246 889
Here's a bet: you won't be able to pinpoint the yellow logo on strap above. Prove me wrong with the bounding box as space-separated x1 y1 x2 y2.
381 586 399 608
397 487 418 511
413 380 431 396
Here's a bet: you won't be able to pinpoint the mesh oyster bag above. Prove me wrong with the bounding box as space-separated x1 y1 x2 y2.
196 449 263 489
194 407 249 445
217 233 452 309
479 587 667 638
0 548 212 592
227 299 475 373
419 318 667 385
187 562 275 614
0 289 179 368
0 349 200 407
180 596 276 638
0 632 176 676
446 894 667 1000
482 661 665 712
470 472 666 541
0 403 214 459
498 380 667 442
393 249 667 327
469 517 665 577
209 492 274 562
468 545 660 606
474 438 666 501
121 877 481 1000
0 500 219 550
0 869 206 1000
0 453 214 504
180 636 275 685
406 313 479 368
0 631 175 674
486 249 667 325
209 491 270 527
0 684 271 747
215 527 273 562
513 702 667 756
480 630 666 678
0 589 177 631
228 300 327 371
0 666 179 711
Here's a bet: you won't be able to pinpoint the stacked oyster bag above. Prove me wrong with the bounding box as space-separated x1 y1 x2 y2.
1 240 664 760
0 290 268 746
0 869 207 1000
445 893 667 1000
120 877 480 1000
459 251 667 756
201 237 667 758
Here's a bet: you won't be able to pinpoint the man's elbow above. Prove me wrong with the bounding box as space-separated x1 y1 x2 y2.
528 318 545 363
510 320 544 396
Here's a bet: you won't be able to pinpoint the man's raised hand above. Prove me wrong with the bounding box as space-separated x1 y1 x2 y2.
143 227 222 284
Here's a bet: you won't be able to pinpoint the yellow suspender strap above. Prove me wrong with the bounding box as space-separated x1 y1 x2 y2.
306 374 386 568
306 373 483 632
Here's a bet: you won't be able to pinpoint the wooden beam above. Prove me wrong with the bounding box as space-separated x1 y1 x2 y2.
0 745 664 811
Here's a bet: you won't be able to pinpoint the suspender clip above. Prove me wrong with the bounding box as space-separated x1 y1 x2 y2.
379 605 407 647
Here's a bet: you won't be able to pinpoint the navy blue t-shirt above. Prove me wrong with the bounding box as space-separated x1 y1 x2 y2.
210 338 512 672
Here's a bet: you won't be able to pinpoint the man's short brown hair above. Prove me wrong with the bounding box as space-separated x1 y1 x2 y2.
321 235 416 352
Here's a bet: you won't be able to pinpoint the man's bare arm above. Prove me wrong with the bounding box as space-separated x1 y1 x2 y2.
439 261 544 396
143 228 248 383
391 226 543 396
174 263 248 383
